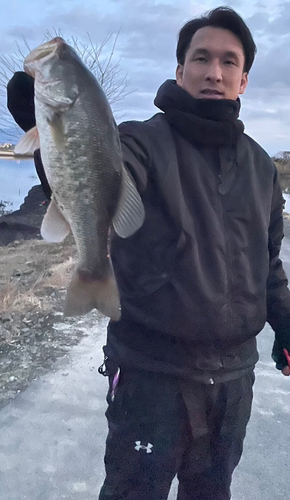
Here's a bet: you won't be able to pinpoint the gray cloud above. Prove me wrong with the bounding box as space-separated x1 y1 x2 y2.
248 34 290 91
0 24 55 57
5 26 38 40
243 2 290 109
246 11 270 32
267 1 290 35
43 1 183 68
117 89 158 122
254 2 267 8
247 1 290 36
36 1 183 109
242 105 281 122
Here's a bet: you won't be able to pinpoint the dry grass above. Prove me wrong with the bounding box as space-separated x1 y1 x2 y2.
0 234 78 318
40 257 76 289
0 256 76 316
275 162 290 176
274 158 290 176
0 278 44 315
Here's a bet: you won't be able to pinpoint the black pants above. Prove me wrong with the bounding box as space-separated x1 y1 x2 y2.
98 369 254 500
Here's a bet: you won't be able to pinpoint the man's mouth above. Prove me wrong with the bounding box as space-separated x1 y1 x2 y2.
200 89 224 98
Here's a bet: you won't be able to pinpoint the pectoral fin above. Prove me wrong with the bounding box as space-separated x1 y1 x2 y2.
112 165 145 238
41 198 71 242
47 112 65 151
14 126 40 155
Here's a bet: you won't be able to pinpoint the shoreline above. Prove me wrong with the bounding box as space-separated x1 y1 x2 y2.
0 152 33 159
0 151 15 157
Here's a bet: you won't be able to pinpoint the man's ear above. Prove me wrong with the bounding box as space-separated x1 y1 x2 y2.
176 64 184 86
239 72 248 95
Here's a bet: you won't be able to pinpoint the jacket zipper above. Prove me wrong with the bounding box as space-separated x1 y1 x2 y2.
218 173 234 351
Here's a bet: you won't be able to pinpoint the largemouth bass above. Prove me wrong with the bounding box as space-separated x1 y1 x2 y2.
15 37 144 321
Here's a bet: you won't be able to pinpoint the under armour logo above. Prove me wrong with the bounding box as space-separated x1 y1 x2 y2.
135 441 153 453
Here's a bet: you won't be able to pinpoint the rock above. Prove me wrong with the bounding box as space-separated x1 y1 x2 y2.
22 269 34 276
0 326 12 343
0 184 49 246
1 313 12 322
22 318 32 325
12 269 21 277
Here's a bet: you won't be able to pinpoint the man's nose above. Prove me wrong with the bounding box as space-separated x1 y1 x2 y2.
205 60 222 81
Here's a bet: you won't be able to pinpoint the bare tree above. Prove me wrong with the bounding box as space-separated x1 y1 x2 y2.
0 30 132 140
276 151 290 163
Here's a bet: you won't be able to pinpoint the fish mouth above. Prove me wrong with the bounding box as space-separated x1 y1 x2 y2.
24 37 65 76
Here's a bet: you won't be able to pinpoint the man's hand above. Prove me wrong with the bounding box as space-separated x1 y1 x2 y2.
281 348 290 375
7 71 35 131
272 337 290 375
282 365 290 376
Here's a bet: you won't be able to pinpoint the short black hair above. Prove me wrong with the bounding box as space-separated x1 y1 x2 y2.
176 6 256 73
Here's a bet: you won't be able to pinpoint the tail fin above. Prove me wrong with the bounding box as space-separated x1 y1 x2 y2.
64 269 121 321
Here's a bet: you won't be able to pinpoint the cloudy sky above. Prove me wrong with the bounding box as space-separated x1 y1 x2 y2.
1 0 290 156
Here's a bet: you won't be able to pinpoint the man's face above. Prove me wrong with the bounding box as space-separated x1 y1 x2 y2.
176 26 248 101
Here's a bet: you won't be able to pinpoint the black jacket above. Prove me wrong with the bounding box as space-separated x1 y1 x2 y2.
106 112 290 383
6 71 290 380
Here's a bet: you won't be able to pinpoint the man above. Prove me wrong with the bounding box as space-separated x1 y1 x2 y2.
7 7 290 500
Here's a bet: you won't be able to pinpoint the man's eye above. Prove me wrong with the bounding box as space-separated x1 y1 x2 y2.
195 57 206 62
225 60 235 65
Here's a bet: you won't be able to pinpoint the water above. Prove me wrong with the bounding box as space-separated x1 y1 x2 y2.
0 157 38 212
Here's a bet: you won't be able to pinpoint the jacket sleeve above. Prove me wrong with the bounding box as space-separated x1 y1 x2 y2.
118 121 150 195
266 168 290 368
7 71 51 200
